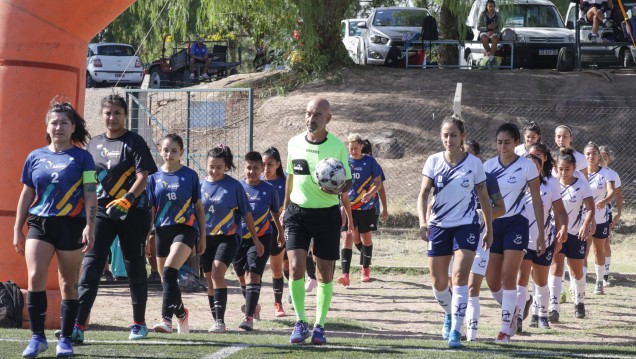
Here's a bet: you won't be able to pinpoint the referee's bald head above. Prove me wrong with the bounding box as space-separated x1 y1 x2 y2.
307 97 331 114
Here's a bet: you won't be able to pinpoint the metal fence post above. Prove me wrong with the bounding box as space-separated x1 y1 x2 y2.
248 88 254 151
186 90 191 167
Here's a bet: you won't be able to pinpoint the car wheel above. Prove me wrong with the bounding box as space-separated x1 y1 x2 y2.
624 49 634 67
150 68 169 89
556 47 575 72
363 43 368 65
86 72 95 88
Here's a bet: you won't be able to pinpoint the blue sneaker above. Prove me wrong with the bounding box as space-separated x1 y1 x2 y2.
289 321 310 344
56 337 74 357
311 324 327 345
442 313 451 340
22 334 48 358
128 323 149 340
54 326 84 345
448 330 462 348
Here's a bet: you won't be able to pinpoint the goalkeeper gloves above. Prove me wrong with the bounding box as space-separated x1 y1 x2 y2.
106 192 136 221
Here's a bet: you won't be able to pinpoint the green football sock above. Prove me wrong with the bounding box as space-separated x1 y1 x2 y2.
315 281 333 327
290 278 306 322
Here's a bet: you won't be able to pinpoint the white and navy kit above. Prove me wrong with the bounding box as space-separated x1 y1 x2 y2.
604 167 621 223
523 176 561 266
559 178 593 259
587 167 612 238
484 156 539 253
471 173 501 276
514 144 527 156
422 152 486 256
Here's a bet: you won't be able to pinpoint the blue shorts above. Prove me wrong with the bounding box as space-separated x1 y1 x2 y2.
592 222 610 239
427 223 480 257
491 214 529 254
559 233 587 260
523 240 556 266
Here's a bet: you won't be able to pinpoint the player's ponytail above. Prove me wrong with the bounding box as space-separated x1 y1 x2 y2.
557 147 576 167
208 144 235 171
263 147 285 179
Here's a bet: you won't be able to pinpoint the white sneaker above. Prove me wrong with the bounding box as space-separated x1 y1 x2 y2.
153 319 173 333
202 73 210 79
305 278 317 293
189 73 195 80
208 319 226 333
177 308 189 334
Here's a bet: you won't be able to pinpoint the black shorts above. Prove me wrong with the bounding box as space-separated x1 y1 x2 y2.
283 202 340 261
200 234 240 272
233 234 272 277
26 214 86 251
270 222 285 256
559 233 587 260
155 224 198 257
523 241 557 267
352 209 377 233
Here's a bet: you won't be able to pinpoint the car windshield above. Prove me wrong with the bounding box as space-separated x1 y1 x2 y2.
500 4 564 28
372 9 428 27
97 45 135 56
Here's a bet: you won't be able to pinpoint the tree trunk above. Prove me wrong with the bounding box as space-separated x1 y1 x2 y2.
438 1 459 66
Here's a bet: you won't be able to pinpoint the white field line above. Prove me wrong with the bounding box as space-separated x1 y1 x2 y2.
0 337 634 358
203 345 245 359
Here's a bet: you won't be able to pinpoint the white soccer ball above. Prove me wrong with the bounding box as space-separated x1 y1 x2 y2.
314 158 346 191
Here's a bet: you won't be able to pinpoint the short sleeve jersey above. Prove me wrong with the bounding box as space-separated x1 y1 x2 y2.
586 167 612 224
484 156 539 218
190 43 208 57
348 154 382 211
422 152 486 228
523 176 561 250
605 167 621 212
201 175 250 236
241 180 281 239
263 175 287 214
147 166 200 228
560 178 593 235
286 132 352 208
573 150 587 171
87 131 157 209
514 144 527 156
21 146 96 217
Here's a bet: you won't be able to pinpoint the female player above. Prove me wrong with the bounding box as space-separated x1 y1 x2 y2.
479 0 501 64
548 149 595 321
599 146 622 287
14 101 96 358
514 121 541 156
147 134 206 334
262 147 288 317
554 125 586 171
417 116 493 349
483 123 545 343
74 94 157 343
517 143 567 332
200 145 261 332
338 133 382 285
234 151 283 330
582 142 615 295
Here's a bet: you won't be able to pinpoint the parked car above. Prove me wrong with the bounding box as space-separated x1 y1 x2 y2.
464 0 575 69
341 18 366 64
564 2 636 67
358 7 430 65
86 43 143 88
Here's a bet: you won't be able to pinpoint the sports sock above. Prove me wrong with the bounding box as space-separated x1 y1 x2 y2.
315 281 334 327
362 245 373 268
306 256 316 280
241 285 247 298
548 275 562 312
290 278 306 322
575 276 586 304
516 285 527 320
491 289 503 305
213 288 228 322
272 276 284 304
536 285 549 318
207 295 216 320
595 264 605 283
433 287 452 315
500 289 517 335
246 283 261 317
60 299 79 338
283 269 290 281
27 291 47 336
451 285 468 333
162 267 183 321
605 256 611 274
466 296 480 341
341 248 352 274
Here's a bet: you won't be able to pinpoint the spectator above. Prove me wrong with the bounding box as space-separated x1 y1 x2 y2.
190 38 210 80
479 0 501 64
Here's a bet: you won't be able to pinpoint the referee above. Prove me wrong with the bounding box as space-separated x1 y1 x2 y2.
282 97 353 345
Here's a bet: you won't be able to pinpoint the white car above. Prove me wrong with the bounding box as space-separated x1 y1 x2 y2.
86 43 144 88
340 18 366 64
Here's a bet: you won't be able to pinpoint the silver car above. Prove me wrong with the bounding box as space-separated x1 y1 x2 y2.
86 43 144 88
358 7 430 65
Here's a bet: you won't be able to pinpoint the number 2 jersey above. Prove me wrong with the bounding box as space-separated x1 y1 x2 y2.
87 131 157 211
21 146 96 217
200 175 250 236
147 166 201 228
241 179 281 239
348 154 382 211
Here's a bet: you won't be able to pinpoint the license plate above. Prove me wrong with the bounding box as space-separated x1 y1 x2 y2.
539 49 558 56
115 73 125 77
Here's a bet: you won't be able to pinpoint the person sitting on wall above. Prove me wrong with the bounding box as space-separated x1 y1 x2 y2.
190 38 210 80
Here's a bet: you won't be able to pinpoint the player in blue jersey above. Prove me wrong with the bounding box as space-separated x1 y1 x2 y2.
233 151 284 330
14 101 97 358
483 123 545 343
262 147 289 317
516 143 568 333
71 95 157 343
599 146 622 287
337 133 382 286
417 116 494 349
200 145 260 333
548 148 595 321
146 134 206 335
581 142 615 295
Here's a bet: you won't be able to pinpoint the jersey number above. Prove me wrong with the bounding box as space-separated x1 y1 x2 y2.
51 173 59 183
106 160 112 170
166 192 177 201
352 172 360 180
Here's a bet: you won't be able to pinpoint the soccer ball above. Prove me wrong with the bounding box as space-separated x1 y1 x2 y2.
314 158 346 191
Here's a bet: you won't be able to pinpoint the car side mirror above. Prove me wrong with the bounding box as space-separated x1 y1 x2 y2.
357 22 367 29
566 21 574 30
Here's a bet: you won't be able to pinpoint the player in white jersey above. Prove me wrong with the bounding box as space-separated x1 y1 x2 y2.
516 143 568 333
548 148 595 321
514 121 542 156
599 146 622 287
483 123 544 343
554 125 586 171
417 116 493 349
581 142 615 295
